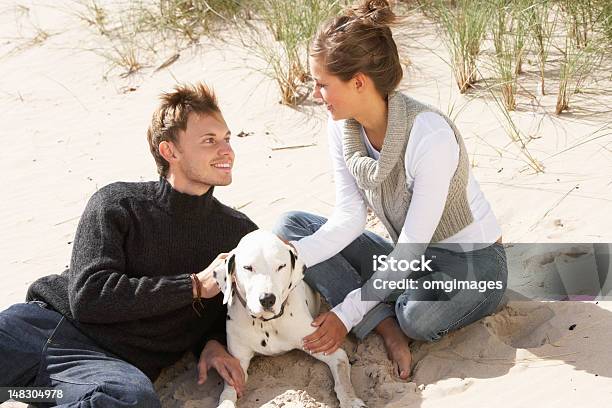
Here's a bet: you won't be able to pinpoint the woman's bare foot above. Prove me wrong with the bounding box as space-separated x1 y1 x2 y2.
375 317 412 379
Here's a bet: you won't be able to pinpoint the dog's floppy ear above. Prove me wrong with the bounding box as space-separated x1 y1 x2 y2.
288 246 306 289
213 252 235 306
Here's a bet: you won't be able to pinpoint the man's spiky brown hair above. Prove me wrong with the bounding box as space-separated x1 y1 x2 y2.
147 82 220 177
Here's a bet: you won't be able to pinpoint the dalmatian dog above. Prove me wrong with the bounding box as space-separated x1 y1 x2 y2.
212 229 366 408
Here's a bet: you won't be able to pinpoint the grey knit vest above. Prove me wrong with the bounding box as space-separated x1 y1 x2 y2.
343 91 473 243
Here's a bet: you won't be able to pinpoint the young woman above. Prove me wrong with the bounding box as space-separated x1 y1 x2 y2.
274 0 507 379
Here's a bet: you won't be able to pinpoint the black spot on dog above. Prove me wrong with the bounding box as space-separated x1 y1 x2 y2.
226 315 231 320
252 320 255 326
260 322 263 329
224 276 227 282
213 271 217 279
290 313 293 317
288 282 292 289
302 264 306 273
289 249 296 270
265 331 269 338
275 330 279 335
261 339 267 347
305 299 309 306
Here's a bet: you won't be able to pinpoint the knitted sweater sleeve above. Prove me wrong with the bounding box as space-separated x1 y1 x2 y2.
67 190 193 323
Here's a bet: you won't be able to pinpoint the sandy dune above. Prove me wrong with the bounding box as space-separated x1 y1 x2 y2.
1 1 611 407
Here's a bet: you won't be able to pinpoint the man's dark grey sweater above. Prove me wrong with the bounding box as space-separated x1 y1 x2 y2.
26 178 257 381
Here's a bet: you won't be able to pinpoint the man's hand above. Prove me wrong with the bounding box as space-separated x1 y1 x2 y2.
198 340 245 397
195 253 228 299
302 311 347 355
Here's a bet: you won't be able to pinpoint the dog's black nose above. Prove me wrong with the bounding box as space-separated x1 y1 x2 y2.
259 293 276 309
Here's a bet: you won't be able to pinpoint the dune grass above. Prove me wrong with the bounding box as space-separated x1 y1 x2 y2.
74 0 341 103
74 0 610 116
490 0 516 111
555 0 608 114
74 0 245 76
75 0 109 35
428 0 490 93
555 28 604 114
138 0 244 43
526 0 559 95
511 0 531 76
487 0 533 111
249 0 343 106
242 0 344 105
558 0 599 48
602 1 612 42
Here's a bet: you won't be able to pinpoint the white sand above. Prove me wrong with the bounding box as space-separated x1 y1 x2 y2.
1 1 611 407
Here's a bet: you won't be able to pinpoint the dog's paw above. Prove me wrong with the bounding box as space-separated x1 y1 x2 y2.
340 397 367 408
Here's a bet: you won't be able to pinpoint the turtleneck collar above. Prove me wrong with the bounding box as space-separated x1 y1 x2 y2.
343 91 408 190
155 177 215 217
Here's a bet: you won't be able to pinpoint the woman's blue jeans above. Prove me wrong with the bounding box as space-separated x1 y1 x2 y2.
273 211 508 342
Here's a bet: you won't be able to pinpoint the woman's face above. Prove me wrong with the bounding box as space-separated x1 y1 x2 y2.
309 56 358 121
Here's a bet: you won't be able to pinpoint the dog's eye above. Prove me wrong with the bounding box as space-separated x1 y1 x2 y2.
277 264 286 271
243 265 253 272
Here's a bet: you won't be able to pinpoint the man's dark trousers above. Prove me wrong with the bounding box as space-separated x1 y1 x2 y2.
0 301 160 408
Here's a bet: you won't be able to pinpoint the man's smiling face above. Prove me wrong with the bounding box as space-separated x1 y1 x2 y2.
172 112 234 193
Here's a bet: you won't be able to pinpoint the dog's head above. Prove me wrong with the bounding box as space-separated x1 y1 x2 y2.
213 230 305 319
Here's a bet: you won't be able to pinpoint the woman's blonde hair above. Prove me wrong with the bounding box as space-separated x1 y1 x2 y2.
310 0 402 97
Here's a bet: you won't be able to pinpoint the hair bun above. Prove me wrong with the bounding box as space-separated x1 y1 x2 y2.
348 0 395 26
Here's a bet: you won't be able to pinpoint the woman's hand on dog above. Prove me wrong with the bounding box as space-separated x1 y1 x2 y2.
302 311 348 355
198 340 246 397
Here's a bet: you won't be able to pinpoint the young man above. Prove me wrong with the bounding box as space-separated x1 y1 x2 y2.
0 83 256 407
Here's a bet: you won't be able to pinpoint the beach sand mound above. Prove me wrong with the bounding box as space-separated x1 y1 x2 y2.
155 299 612 407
